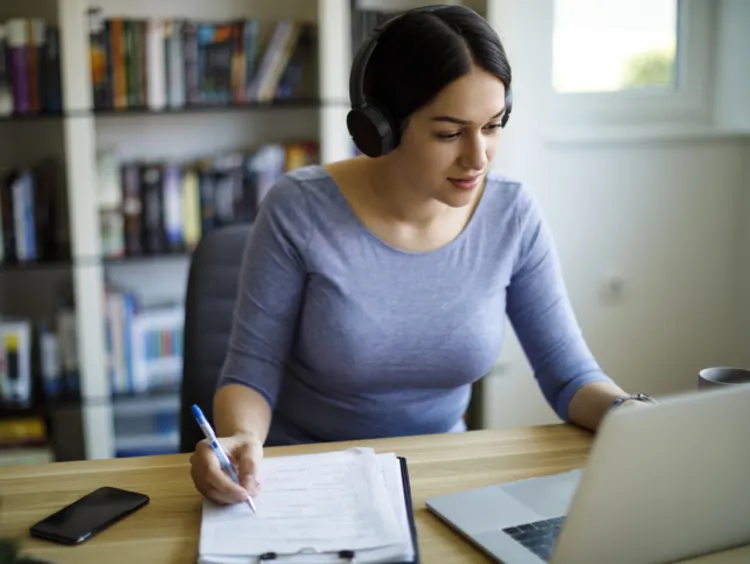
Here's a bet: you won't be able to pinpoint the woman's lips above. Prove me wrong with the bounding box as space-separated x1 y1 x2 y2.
448 175 481 191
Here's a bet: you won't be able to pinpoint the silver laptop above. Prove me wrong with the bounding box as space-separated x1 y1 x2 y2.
425 384 750 564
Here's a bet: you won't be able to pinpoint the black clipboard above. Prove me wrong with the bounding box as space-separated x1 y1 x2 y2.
257 456 420 563
397 456 421 564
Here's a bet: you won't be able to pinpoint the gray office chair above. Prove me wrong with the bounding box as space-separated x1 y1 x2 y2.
179 223 252 453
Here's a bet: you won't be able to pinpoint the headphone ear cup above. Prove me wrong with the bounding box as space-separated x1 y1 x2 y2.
346 103 397 158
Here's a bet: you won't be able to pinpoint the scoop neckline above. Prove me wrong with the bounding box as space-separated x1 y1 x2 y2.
313 164 491 258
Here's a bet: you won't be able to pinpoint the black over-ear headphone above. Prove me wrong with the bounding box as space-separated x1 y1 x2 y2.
346 5 513 158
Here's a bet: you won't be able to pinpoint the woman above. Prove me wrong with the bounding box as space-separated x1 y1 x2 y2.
190 4 652 505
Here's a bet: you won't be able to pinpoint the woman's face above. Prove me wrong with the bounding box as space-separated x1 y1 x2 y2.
389 64 508 208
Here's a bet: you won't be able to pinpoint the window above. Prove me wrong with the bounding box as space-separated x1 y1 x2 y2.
553 0 678 93
548 0 713 131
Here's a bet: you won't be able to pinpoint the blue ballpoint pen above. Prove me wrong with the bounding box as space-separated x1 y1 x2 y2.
192 404 257 513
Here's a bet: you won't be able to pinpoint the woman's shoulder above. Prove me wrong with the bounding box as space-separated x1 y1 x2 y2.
253 163 353 246
482 169 540 221
281 162 333 186
484 169 526 200
265 163 332 200
259 164 339 217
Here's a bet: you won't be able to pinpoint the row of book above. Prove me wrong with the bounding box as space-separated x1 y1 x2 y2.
0 157 70 266
0 295 183 406
0 290 186 405
104 288 184 397
97 140 318 259
0 313 67 463
88 10 316 112
0 309 79 410
0 18 63 116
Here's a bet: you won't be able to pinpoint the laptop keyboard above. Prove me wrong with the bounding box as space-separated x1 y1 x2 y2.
502 516 564 561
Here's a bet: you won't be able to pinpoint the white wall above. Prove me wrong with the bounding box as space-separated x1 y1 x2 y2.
480 0 750 428
544 139 750 392
482 139 750 428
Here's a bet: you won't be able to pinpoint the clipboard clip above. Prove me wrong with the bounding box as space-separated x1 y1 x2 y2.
259 548 356 562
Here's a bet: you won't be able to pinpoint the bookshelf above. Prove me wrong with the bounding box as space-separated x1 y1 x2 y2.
0 0 493 461
0 0 66 464
65 0 355 460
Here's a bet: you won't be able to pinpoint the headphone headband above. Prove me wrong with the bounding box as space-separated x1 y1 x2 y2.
349 5 445 111
346 5 512 158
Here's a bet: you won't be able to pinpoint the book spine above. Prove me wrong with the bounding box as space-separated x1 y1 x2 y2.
22 172 37 261
101 21 113 109
198 165 215 234
111 19 127 110
100 209 124 258
214 24 233 105
122 292 136 392
146 19 166 110
42 26 62 113
56 308 79 392
248 21 289 102
0 321 32 407
183 22 198 105
121 162 142 255
196 22 210 105
213 169 234 228
166 20 185 108
243 20 259 102
26 19 45 113
181 167 201 251
139 20 148 108
230 21 245 104
11 173 27 260
40 324 62 398
1 173 16 262
161 163 183 251
259 23 300 102
125 20 137 108
33 158 60 261
88 9 108 109
6 19 29 114
276 23 312 99
112 291 127 395
0 24 13 115
140 164 165 253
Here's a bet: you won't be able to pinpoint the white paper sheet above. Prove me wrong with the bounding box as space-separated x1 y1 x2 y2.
198 448 414 564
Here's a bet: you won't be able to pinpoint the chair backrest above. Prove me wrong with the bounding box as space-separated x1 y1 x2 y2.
179 223 252 453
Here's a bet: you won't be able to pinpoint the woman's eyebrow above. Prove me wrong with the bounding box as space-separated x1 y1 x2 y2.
429 109 506 125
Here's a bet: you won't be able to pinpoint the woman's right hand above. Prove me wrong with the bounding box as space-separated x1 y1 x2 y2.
190 432 263 505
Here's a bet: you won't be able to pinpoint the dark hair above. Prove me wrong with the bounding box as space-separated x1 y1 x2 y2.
363 6 512 130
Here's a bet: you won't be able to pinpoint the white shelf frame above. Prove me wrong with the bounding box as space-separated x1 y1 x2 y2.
59 0 114 459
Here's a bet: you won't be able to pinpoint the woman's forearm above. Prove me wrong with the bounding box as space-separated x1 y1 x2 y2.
213 383 272 442
567 381 643 431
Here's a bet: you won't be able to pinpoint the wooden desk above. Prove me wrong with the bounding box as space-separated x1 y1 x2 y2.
0 425 747 563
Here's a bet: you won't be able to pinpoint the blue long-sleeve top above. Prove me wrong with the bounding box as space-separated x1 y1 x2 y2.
217 165 613 445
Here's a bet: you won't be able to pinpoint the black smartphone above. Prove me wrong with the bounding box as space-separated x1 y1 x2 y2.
29 486 149 545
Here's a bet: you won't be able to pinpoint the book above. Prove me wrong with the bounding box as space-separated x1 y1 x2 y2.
198 447 419 563
0 319 32 407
